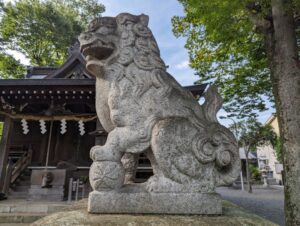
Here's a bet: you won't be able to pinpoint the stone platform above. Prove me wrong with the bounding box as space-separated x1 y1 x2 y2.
31 199 277 226
88 190 222 214
0 199 70 225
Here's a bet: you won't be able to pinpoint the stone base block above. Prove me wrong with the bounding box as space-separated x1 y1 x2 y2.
88 189 222 215
29 185 64 201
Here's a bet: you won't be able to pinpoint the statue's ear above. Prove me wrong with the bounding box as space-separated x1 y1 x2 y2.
139 14 149 26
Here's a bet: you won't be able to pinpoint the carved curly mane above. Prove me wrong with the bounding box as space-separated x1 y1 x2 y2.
111 13 195 102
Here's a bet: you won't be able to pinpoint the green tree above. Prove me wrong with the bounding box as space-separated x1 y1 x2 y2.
233 118 277 193
0 53 25 79
0 0 105 77
172 1 272 118
173 1 300 224
249 164 261 181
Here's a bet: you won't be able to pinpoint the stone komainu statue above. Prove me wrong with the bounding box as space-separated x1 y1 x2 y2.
79 13 240 214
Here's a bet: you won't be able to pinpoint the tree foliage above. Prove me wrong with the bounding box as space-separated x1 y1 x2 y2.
172 0 299 118
0 52 25 78
231 117 277 192
0 0 105 77
249 164 261 180
235 118 277 150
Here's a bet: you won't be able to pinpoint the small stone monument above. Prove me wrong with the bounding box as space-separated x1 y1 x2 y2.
79 13 240 215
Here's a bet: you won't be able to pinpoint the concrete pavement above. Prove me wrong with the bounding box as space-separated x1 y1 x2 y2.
217 185 284 226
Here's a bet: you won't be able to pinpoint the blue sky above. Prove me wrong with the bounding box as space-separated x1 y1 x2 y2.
10 0 274 125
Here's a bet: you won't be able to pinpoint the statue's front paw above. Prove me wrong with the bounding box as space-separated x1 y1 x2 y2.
90 145 122 162
90 145 102 161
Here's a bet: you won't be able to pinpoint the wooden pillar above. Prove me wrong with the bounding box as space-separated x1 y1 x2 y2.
54 123 61 165
0 117 13 191
45 120 54 168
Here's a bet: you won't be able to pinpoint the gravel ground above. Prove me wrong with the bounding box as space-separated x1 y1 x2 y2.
217 185 284 226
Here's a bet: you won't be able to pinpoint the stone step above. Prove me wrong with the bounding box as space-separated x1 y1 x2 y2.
0 213 46 224
8 192 28 199
0 203 69 214
0 201 70 224
17 179 31 184
10 185 30 192
0 223 30 226
13 179 31 186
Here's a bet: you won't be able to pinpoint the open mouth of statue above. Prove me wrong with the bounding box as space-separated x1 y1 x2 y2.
81 40 114 61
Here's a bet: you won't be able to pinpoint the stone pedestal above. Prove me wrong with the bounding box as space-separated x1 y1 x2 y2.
31 200 277 226
28 169 66 201
88 185 222 215
29 185 65 201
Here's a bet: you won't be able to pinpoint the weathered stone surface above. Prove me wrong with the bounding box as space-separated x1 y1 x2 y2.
0 213 45 224
121 152 139 184
78 13 241 214
88 189 222 214
31 200 277 226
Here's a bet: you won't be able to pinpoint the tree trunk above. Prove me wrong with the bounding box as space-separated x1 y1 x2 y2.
245 147 252 193
268 1 300 225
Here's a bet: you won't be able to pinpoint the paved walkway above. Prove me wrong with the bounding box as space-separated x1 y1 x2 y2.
217 185 284 226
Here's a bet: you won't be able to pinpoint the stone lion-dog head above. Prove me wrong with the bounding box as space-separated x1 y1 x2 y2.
80 13 165 78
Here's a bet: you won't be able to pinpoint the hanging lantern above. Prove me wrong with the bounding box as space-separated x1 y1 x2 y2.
39 120 47 134
78 120 85 136
21 119 29 135
60 119 67 134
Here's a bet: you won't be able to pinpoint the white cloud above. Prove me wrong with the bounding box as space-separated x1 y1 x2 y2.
175 60 189 69
6 50 30 65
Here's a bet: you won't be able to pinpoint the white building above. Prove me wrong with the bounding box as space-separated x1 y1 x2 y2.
257 116 283 185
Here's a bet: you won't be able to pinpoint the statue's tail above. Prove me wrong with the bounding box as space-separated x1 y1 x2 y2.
191 123 241 186
212 125 241 186
192 84 241 186
202 84 223 123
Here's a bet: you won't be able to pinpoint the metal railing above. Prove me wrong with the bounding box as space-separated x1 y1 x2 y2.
67 178 91 202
